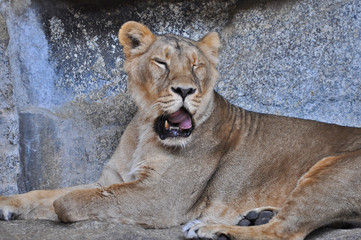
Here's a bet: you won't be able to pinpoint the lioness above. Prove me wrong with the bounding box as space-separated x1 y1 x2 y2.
1 21 361 240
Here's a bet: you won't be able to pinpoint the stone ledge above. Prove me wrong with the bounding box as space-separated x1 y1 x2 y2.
0 220 360 240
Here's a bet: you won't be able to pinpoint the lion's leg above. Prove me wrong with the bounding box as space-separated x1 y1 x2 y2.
0 141 132 222
0 161 127 222
184 151 361 240
53 179 192 227
0 184 96 221
0 160 126 222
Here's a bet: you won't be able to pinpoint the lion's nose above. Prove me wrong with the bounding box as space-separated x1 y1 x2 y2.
171 87 196 100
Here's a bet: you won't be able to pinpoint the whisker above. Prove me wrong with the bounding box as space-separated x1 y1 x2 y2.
159 94 173 98
190 103 200 108
191 99 201 104
153 101 174 110
156 99 176 105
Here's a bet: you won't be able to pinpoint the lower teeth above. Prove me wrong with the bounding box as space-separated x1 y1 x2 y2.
169 126 179 131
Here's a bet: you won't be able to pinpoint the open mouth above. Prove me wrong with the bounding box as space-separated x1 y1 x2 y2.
154 107 194 140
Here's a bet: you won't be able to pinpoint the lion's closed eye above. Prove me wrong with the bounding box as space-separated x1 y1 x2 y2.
192 62 206 81
192 62 204 70
152 58 168 71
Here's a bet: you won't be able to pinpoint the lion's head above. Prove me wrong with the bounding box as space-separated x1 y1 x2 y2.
118 21 220 146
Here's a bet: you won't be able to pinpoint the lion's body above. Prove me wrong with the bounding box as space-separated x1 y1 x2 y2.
1 22 360 239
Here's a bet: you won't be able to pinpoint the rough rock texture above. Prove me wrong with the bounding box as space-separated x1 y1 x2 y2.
0 220 361 240
1 0 138 193
0 220 184 240
0 0 360 239
0 12 20 196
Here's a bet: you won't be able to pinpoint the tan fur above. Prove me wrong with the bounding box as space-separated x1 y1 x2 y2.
1 22 360 239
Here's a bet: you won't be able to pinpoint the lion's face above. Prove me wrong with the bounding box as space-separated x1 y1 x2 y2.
118 22 220 146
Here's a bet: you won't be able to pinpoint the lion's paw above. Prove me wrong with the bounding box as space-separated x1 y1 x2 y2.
0 197 20 221
236 206 280 227
183 220 203 238
183 220 230 240
0 207 17 221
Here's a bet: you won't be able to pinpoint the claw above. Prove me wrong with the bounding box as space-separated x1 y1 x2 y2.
183 219 202 239
0 208 16 221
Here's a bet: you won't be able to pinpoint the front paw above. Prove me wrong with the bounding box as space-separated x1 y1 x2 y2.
0 207 18 221
0 197 20 221
183 220 230 240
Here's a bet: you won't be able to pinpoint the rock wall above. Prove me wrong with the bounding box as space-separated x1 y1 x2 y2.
0 0 360 195
0 11 20 196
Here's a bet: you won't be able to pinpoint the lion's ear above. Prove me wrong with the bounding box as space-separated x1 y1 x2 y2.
198 32 221 65
118 21 156 58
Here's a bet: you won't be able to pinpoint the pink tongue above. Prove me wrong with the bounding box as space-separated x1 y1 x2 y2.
168 109 192 129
